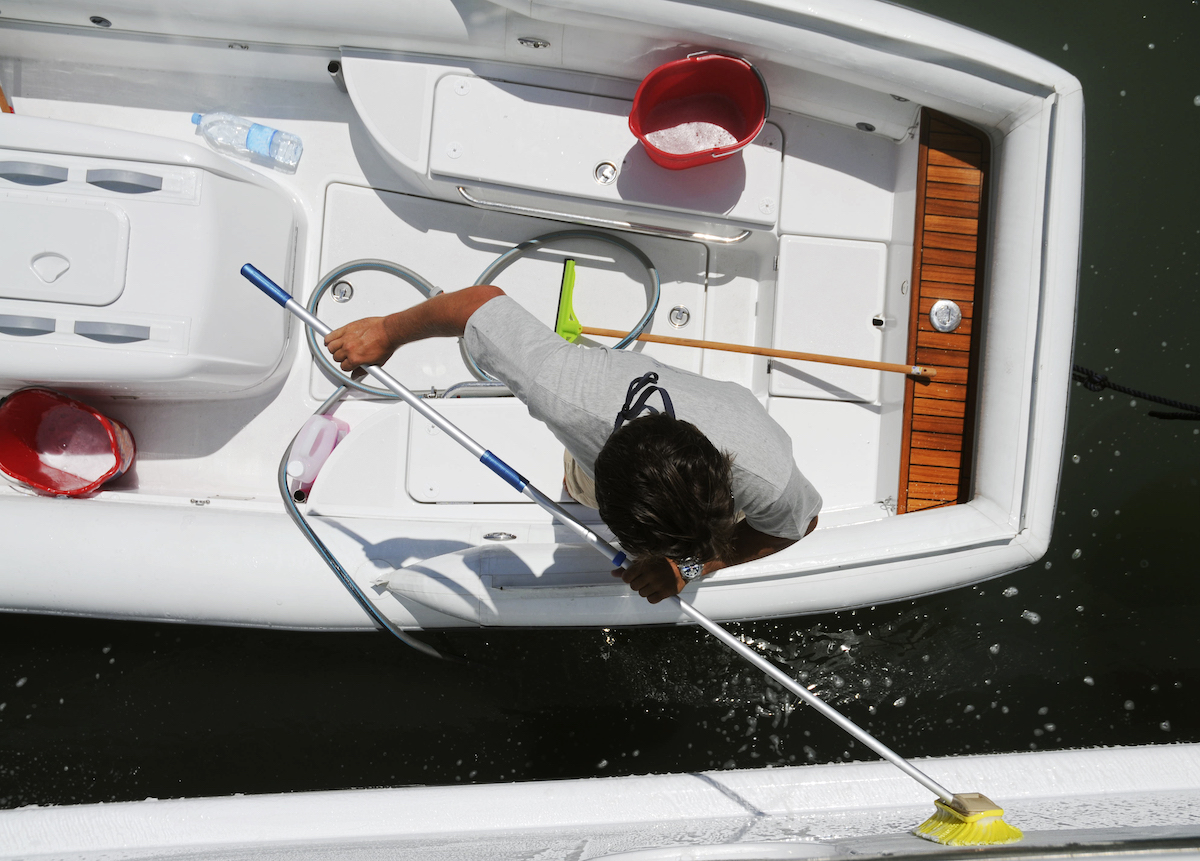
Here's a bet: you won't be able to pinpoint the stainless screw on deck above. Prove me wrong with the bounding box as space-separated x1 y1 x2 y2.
484 532 517 541
331 280 354 303
517 37 551 49
668 306 691 328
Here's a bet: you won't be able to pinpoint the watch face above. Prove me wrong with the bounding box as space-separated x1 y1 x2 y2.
678 557 703 581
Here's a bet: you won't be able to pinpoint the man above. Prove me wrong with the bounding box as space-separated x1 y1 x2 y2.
324 285 821 604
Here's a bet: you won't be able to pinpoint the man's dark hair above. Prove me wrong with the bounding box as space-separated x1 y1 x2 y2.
594 412 737 563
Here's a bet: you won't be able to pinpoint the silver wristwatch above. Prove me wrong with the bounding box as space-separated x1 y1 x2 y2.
677 556 704 582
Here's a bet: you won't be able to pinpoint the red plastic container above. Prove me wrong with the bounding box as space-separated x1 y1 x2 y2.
629 53 768 170
0 387 136 496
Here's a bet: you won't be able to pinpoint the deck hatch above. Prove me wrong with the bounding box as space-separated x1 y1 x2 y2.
0 197 129 306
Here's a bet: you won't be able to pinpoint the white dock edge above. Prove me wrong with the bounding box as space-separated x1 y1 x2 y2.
4 744 1200 860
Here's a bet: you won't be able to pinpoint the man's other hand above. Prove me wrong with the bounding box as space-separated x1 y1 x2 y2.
612 556 685 604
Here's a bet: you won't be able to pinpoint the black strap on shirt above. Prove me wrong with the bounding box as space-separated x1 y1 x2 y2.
613 372 675 432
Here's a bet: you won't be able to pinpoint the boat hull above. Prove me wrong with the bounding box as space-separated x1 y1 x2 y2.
0 0 1082 630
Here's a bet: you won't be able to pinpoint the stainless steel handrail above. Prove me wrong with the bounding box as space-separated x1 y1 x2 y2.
456 187 751 244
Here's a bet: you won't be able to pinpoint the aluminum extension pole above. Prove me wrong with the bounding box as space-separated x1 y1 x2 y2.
241 264 624 567
242 263 955 805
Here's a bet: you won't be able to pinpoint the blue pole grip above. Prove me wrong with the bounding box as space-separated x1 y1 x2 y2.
241 264 293 307
480 451 527 492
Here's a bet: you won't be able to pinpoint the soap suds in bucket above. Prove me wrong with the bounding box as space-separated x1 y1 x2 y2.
645 122 738 155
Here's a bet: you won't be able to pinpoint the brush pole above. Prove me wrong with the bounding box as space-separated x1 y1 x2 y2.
241 263 626 566
672 596 955 803
581 326 935 378
246 264 952 804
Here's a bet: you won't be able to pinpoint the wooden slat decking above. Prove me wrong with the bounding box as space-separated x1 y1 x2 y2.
898 110 990 514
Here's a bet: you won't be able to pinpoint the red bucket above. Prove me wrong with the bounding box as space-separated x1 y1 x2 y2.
0 387 136 497
629 53 769 170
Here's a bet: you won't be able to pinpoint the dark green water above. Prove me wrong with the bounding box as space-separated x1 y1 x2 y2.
2 1 1198 808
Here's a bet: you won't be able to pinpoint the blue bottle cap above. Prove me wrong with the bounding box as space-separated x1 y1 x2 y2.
191 113 202 124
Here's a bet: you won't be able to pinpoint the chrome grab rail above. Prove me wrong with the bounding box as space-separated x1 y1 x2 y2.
456 187 751 244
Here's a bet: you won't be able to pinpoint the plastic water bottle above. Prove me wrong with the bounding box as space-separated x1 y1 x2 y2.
287 415 349 496
191 111 303 171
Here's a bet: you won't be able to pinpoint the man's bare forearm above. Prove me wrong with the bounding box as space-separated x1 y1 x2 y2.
701 519 810 577
325 285 503 370
382 284 504 344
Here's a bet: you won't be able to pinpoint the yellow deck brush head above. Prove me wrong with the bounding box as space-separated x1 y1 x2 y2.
913 793 1023 846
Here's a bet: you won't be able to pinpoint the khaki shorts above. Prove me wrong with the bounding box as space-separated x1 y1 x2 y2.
563 451 600 509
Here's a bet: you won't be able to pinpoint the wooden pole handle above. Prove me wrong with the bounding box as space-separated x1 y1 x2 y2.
580 327 935 377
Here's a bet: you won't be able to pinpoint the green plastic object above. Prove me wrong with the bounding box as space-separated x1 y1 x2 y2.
555 258 582 343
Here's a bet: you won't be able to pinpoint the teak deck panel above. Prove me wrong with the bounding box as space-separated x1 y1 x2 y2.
898 111 990 514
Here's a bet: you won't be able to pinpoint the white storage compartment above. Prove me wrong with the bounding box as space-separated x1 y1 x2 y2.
0 117 295 398
769 235 888 404
427 75 783 238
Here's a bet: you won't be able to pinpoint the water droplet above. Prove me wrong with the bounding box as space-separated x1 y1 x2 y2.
1120 90 1126 97
1072 454 1081 463
1022 610 1041 625
15 678 26 688
1003 586 1019 598
1076 605 1085 612
1072 549 1082 559
1084 676 1095 686
1125 700 1136 710
1038 706 1049 715
893 696 907 708
1148 43 1155 49
1045 723 1057 732
1194 96 1200 106
1091 509 1099 517
989 643 1001 654
1045 561 1053 569
1161 721 1172 731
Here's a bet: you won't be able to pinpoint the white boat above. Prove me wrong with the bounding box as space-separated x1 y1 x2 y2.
3 743 1198 859
0 0 1083 632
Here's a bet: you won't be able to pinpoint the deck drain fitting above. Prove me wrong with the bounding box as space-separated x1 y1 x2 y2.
594 161 618 185
668 305 691 328
331 280 354 303
856 122 876 132
517 37 551 49
484 532 517 541
929 299 963 333
89 15 112 27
